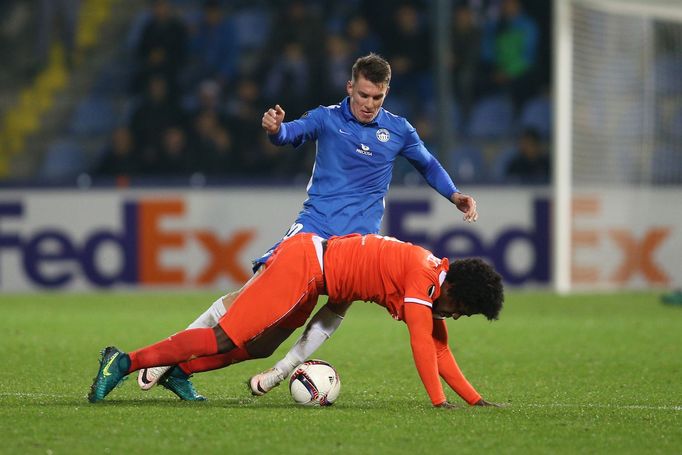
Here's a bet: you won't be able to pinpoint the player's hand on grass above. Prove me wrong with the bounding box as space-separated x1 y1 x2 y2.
434 401 459 409
262 104 286 134
473 398 502 407
451 192 478 223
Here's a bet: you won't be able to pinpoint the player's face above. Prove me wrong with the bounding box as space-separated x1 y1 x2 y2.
433 284 472 320
347 75 389 124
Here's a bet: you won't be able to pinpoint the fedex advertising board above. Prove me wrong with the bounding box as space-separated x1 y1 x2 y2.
0 187 679 291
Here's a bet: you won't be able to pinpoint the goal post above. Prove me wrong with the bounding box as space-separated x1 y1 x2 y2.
553 0 682 293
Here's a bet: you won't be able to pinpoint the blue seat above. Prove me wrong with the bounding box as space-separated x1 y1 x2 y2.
669 105 682 139
233 6 271 51
125 10 151 51
654 54 682 95
70 97 116 135
40 139 87 180
520 96 552 138
652 147 682 184
448 144 486 183
490 145 519 182
423 100 462 135
467 95 514 139
92 63 131 96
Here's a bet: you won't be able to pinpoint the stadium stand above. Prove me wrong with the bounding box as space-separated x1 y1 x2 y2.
448 144 487 183
39 138 87 180
1 0 555 185
467 95 515 139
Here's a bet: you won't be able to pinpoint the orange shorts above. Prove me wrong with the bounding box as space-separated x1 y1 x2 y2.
218 233 326 348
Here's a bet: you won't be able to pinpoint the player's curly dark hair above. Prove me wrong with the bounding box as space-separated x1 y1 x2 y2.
445 258 504 321
352 53 391 85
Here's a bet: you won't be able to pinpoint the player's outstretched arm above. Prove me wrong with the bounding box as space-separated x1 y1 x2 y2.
432 318 483 405
262 104 286 134
404 304 449 406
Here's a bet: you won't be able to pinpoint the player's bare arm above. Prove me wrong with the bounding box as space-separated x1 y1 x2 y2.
451 192 478 223
262 104 286 134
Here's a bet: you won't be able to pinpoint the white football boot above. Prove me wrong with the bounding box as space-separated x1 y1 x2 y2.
249 367 286 396
138 366 171 390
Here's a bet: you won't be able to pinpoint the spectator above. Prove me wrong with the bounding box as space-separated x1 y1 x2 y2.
266 1 325 58
450 4 481 122
382 3 432 111
129 74 187 170
94 127 140 177
225 77 268 170
263 42 313 118
188 79 227 124
132 0 188 99
359 0 396 41
153 126 193 175
191 110 239 175
264 1 326 101
504 128 549 183
322 35 354 104
185 0 239 89
480 0 540 112
205 126 237 175
345 14 382 57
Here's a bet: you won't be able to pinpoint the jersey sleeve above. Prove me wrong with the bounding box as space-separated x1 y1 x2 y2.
432 319 482 405
403 254 448 308
268 106 326 148
399 119 459 199
403 303 447 406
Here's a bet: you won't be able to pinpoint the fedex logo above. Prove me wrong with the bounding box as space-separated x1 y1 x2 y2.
0 199 254 289
387 196 672 287
571 196 671 285
387 199 550 285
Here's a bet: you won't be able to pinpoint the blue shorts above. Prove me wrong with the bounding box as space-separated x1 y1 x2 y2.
251 222 323 273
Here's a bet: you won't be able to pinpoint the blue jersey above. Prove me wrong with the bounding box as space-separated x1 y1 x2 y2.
269 97 458 237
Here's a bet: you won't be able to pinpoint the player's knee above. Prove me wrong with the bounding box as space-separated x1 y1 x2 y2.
212 325 237 353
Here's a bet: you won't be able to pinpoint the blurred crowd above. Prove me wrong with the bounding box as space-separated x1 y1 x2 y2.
23 0 545 184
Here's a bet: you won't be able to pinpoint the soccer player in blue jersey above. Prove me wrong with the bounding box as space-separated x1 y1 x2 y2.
136 53 479 400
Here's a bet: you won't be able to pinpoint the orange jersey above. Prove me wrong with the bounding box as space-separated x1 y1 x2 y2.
324 234 449 320
325 234 481 405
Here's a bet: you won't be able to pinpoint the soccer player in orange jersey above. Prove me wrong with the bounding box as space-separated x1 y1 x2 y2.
89 233 503 408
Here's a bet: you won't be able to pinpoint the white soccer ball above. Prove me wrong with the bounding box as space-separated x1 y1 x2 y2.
289 360 341 406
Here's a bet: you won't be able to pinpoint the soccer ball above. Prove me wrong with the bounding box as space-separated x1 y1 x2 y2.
289 360 341 406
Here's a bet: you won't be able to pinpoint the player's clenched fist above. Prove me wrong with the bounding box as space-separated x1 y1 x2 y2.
262 104 286 135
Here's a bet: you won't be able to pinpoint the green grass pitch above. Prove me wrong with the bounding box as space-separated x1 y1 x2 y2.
1 291 681 454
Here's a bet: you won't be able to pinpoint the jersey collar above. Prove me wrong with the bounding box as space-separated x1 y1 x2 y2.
340 97 385 127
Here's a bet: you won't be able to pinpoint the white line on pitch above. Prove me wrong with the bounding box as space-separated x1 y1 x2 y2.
0 392 74 399
2 393 681 411
520 403 682 411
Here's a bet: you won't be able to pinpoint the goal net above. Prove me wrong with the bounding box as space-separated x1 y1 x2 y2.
553 0 682 292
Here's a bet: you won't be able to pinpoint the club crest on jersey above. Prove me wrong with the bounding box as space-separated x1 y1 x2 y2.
376 128 390 142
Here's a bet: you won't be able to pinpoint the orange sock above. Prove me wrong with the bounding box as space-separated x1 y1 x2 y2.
128 328 218 373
